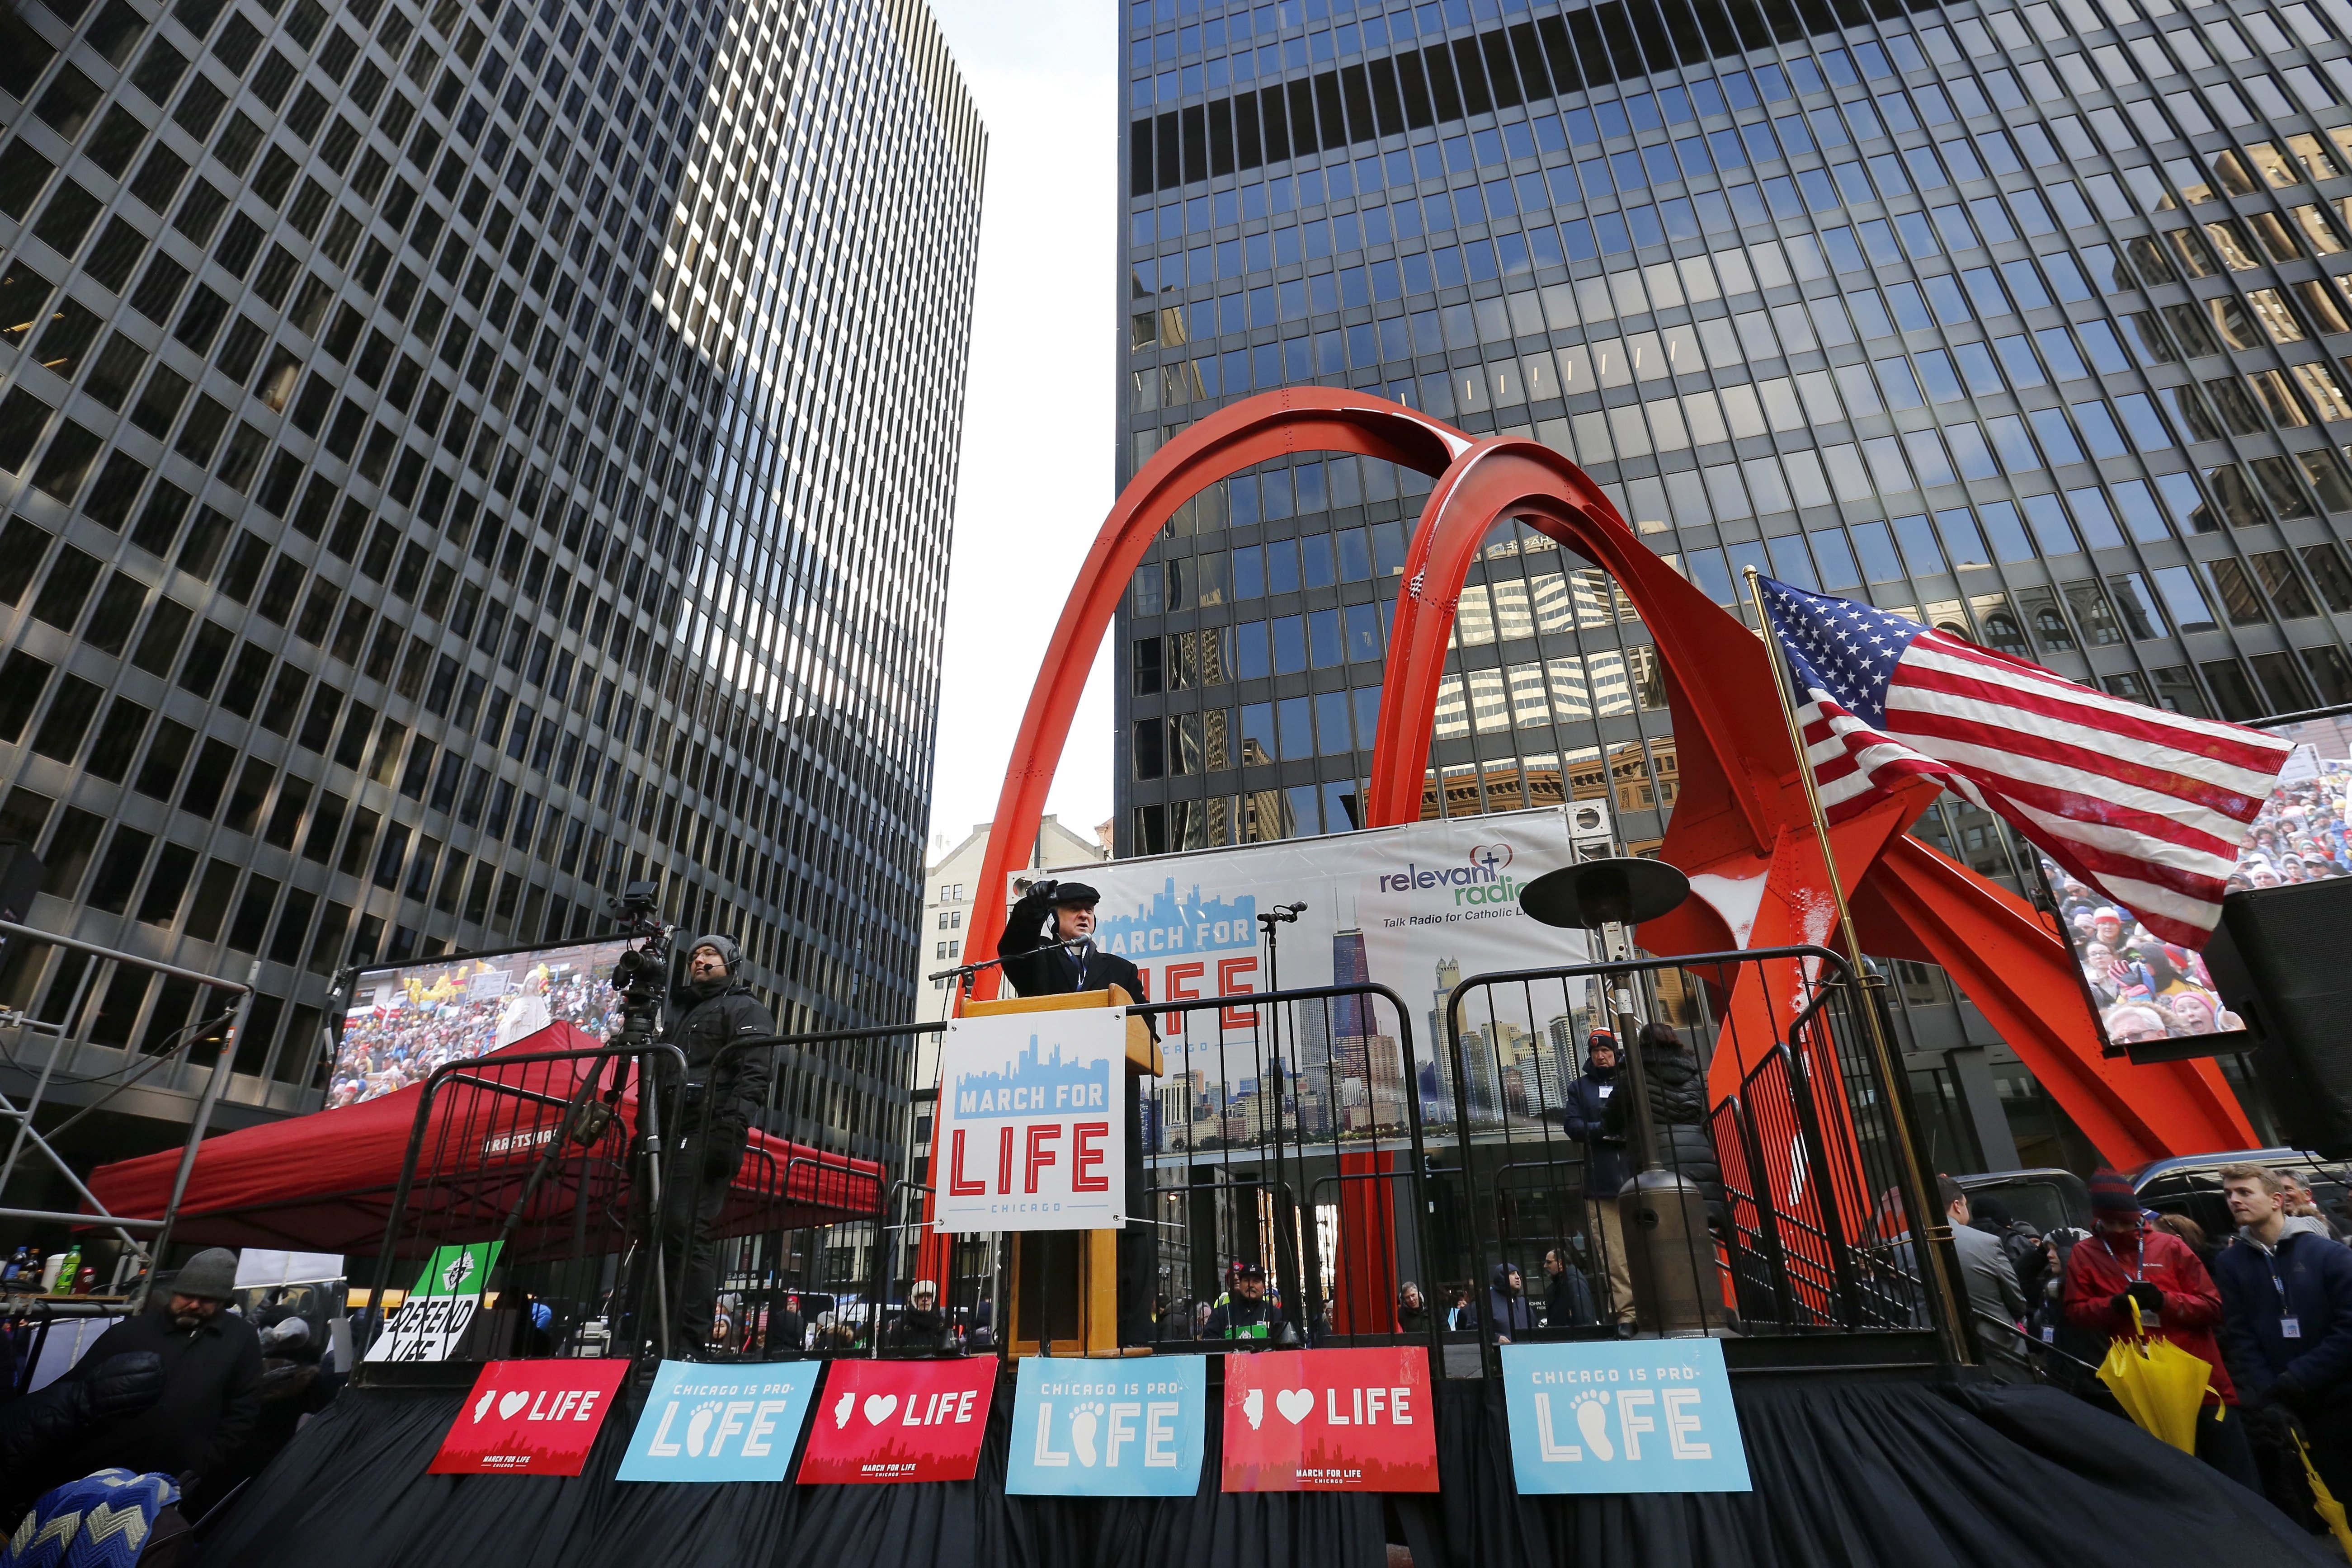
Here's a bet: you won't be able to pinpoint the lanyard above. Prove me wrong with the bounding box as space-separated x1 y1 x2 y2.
2099 1231 2146 1282
1072 941 1091 988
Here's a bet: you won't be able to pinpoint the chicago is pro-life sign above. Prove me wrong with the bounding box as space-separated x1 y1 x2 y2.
932 1008 1128 1233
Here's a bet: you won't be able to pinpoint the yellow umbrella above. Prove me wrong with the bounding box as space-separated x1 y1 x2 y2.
2097 1300 2217 1455
2295 1434 2352 1560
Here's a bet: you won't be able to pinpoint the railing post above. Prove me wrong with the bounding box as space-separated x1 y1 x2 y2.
135 961 257 1311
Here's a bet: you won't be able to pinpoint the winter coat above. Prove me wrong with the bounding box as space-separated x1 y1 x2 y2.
1396 1298 1432 1335
44 1310 262 1487
1600 1041 1725 1222
887 1305 953 1353
0 1352 162 1503
670 979 777 1159
1557 1057 1629 1197
997 889 1159 1039
1485 1264 1536 1339
2216 1217 2352 1431
1544 1265 1595 1329
2063 1221 2236 1404
1203 1293 1283 1341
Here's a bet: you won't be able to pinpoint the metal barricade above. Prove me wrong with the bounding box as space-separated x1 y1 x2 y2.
679 1022 935 1361
1442 946 1950 1365
1136 982 1447 1365
361 1040 686 1360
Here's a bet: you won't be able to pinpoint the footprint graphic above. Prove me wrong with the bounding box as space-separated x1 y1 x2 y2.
685 1401 723 1457
1069 1403 1104 1467
1571 1390 1614 1462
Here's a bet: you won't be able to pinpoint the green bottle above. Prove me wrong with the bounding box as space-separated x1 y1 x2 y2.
55 1243 81 1295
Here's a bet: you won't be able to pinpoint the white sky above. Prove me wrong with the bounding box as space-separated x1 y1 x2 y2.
919 0 1121 864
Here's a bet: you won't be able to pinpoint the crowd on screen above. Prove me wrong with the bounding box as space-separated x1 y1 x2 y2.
324 956 621 1107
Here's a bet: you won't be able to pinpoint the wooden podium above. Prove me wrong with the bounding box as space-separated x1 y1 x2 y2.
957 986 1158 1357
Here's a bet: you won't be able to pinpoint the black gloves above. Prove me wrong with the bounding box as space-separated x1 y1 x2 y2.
2126 1281 2165 1314
1026 879 1058 904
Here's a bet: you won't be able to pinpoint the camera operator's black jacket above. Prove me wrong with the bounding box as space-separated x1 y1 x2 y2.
998 888 1157 1038
672 980 776 1157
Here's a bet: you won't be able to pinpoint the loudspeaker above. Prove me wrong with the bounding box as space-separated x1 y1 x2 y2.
0 841 44 924
2204 878 2352 1158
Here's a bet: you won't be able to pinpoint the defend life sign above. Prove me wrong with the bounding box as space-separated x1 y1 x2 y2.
1221 1347 1438 1492
1004 1354 1207 1497
429 1358 630 1475
932 1008 1127 1233
796 1357 998 1483
365 1242 501 1363
615 1360 820 1482
1500 1340 1752 1493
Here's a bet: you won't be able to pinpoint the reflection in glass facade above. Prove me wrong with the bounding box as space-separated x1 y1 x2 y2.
0 0 981 1146
1114 0 2352 1157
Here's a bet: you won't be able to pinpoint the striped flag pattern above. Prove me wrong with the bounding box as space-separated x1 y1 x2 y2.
1754 576 2294 949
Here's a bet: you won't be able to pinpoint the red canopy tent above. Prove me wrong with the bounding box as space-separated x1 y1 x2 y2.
85 1022 884 1258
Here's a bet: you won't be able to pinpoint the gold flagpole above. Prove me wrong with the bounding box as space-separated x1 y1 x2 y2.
1742 566 1975 1366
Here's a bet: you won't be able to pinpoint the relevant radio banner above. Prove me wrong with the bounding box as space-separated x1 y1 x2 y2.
1003 1355 1207 1497
1500 1340 1752 1493
615 1360 820 1482
429 1359 630 1475
1221 1347 1437 1492
365 1242 500 1363
796 1357 998 1484
932 1008 1128 1234
1080 808 1588 1150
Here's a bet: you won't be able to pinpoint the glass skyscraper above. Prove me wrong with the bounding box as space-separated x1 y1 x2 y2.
1115 0 2352 1163
0 0 980 1150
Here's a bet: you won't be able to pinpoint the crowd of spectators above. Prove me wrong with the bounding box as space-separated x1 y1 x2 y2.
324 948 626 1108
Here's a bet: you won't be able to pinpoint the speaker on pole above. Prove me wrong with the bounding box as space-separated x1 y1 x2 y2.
2201 878 2352 1158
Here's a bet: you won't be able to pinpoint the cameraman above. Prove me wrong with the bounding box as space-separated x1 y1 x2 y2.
659 933 775 1357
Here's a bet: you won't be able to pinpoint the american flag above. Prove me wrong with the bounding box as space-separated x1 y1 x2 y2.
1754 575 2293 948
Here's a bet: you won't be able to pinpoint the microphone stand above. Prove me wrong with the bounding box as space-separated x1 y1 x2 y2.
928 940 1094 998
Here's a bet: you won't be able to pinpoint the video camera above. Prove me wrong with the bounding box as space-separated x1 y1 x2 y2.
604 880 674 1048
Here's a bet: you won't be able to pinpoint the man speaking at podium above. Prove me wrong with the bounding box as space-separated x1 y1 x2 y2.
998 879 1156 1347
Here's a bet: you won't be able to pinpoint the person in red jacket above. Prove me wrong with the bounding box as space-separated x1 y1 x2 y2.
2064 1169 2260 1490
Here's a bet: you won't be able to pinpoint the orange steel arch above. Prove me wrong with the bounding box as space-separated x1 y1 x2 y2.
1361 430 2251 1160
949 391 2248 1296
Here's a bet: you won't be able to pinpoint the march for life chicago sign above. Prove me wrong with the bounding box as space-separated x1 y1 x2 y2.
933 1008 1127 1233
1221 1347 1438 1492
796 1356 998 1484
615 1360 820 1482
1500 1340 1752 1493
1004 1355 1207 1497
430 1358 630 1475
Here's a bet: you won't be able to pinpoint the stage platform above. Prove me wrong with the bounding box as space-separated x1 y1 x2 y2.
188 1354 2333 1568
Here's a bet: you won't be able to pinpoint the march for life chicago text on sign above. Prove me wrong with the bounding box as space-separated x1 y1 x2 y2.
615 1360 820 1482
796 1356 998 1484
429 1359 630 1476
1004 1355 1207 1497
364 1242 500 1363
1221 1347 1438 1492
933 1008 1128 1233
1500 1340 1752 1494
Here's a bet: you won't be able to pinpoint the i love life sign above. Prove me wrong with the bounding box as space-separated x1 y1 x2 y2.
615 1360 820 1482
1499 1340 1751 1493
932 1009 1127 1233
1221 1346 1437 1492
796 1357 998 1483
430 1359 630 1475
